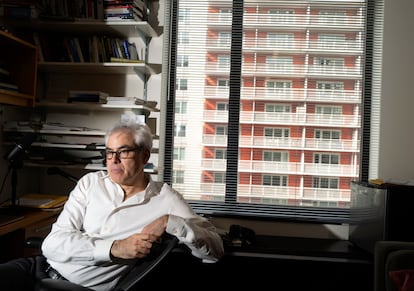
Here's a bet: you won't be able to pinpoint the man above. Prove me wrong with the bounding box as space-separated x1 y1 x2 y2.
0 120 224 290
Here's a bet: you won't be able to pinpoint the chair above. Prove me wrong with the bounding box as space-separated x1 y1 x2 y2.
374 240 414 291
32 233 178 291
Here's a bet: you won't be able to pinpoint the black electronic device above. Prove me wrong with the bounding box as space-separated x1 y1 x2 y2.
349 181 414 254
4 133 36 164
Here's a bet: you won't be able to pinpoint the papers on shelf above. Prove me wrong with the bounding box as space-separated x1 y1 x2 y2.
3 121 102 133
105 96 157 108
14 194 68 210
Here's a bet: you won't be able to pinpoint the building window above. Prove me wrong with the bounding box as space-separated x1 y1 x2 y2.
178 31 190 44
175 101 188 114
313 177 339 189
263 151 288 162
219 8 232 22
218 32 231 47
218 55 230 69
174 125 186 137
315 130 340 140
314 153 339 165
217 103 228 111
176 79 188 90
177 55 189 67
264 127 290 138
214 172 226 183
174 147 186 160
263 175 288 186
215 149 227 159
173 170 185 184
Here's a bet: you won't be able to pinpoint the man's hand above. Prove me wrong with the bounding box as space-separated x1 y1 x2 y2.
110 233 158 259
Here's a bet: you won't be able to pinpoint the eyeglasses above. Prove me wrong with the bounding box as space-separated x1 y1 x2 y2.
104 147 141 160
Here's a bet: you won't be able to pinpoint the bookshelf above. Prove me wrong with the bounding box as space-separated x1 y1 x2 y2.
0 30 38 107
0 1 162 184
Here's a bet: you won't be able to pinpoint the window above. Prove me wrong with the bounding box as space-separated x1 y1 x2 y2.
263 151 288 162
263 175 288 187
218 32 231 47
218 55 230 69
177 55 189 67
174 125 186 137
175 101 188 114
174 147 186 160
215 149 227 159
173 170 185 184
217 103 228 111
267 33 294 48
176 78 188 90
164 0 376 223
177 31 190 44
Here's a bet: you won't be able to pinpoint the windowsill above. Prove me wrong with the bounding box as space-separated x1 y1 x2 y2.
223 235 373 264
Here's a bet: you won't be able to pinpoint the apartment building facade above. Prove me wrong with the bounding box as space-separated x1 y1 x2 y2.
171 0 365 209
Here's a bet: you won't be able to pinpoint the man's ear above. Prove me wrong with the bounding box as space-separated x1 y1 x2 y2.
142 150 151 163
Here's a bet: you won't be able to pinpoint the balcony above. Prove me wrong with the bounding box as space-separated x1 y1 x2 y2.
199 183 351 203
238 111 360 127
240 87 361 103
243 14 364 32
238 136 359 152
200 158 358 177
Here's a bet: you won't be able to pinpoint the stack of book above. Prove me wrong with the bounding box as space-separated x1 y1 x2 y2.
67 91 109 103
104 0 147 22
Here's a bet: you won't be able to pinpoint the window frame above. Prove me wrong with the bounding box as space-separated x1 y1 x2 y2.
162 0 377 224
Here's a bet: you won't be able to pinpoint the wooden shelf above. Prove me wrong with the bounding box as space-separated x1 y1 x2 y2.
36 100 160 112
23 161 158 174
38 62 161 75
3 128 105 136
0 31 37 107
0 19 160 38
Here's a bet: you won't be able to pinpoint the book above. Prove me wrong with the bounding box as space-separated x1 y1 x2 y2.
68 90 109 103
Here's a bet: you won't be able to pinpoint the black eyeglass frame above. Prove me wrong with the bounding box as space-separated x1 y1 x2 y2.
104 147 142 160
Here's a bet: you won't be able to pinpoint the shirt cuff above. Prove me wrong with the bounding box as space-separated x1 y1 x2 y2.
166 215 193 243
94 239 113 263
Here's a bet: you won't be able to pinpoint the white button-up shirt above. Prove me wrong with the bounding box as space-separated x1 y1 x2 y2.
41 171 224 290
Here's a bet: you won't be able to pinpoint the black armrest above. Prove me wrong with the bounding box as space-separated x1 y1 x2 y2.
114 233 178 291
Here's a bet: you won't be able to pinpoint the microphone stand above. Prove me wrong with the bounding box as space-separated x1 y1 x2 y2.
9 159 23 208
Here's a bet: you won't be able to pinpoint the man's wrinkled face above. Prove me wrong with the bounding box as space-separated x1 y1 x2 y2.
105 130 148 186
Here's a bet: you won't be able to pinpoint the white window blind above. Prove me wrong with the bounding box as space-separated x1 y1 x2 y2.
162 0 382 223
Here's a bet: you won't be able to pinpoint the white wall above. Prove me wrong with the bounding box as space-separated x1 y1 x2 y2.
372 0 414 183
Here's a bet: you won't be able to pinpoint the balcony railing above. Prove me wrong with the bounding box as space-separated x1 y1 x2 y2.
199 183 351 202
203 134 360 151
199 158 358 177
203 86 361 103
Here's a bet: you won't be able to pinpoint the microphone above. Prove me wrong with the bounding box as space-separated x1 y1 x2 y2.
4 133 36 164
